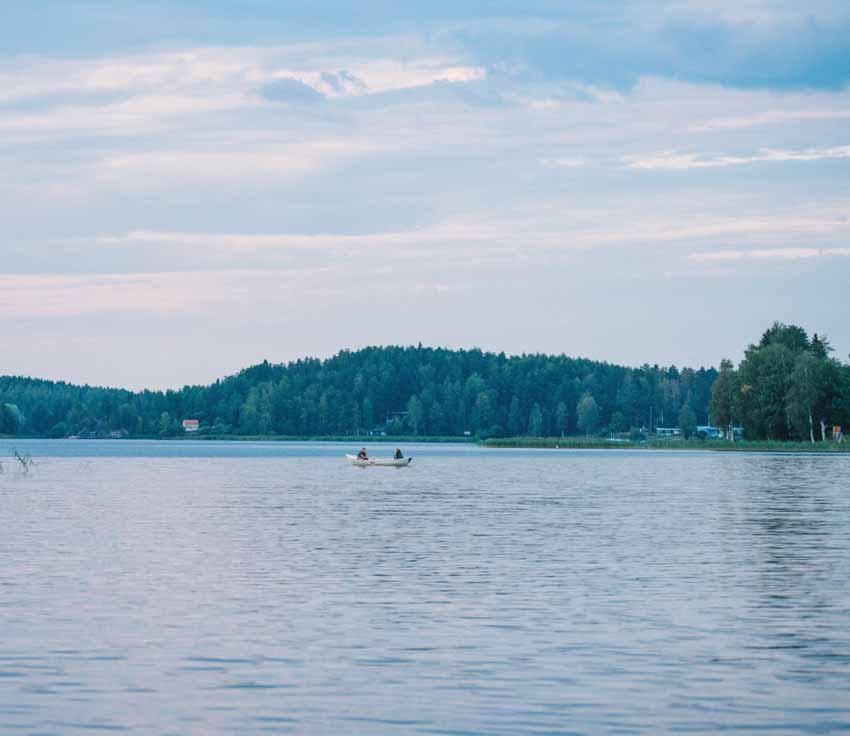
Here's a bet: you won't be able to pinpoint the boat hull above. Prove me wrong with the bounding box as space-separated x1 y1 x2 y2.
346 454 412 467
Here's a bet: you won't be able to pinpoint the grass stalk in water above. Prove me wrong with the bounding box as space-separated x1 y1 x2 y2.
13 449 34 472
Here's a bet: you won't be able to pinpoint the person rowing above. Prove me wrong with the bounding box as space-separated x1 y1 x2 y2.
357 447 369 461
394 448 404 460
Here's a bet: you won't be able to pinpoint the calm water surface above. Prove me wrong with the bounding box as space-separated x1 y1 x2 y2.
1 440 849 734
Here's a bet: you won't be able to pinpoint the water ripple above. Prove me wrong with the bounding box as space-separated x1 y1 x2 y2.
1 441 849 734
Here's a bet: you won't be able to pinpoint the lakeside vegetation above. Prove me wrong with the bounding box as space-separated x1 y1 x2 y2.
0 323 846 445
482 438 850 452
710 323 848 442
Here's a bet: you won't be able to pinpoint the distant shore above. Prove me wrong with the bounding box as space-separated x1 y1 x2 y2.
0 434 474 444
481 438 850 453
3 434 849 452
171 434 473 443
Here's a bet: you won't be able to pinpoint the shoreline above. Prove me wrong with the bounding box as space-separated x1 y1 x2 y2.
481 438 850 453
2 435 849 453
0 434 474 444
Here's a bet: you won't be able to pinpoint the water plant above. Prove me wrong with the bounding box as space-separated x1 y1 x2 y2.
13 449 34 472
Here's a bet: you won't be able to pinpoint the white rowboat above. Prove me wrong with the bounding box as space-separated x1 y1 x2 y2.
346 454 412 467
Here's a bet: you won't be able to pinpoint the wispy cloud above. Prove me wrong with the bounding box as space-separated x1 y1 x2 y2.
257 76 326 104
626 145 850 170
690 247 850 262
0 93 254 138
0 43 485 107
0 269 330 317
0 42 487 147
95 138 391 184
96 221 500 252
95 204 850 258
690 108 850 131
540 157 586 168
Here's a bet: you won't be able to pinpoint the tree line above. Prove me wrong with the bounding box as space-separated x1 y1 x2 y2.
3 326 846 441
1 345 716 439
711 323 850 442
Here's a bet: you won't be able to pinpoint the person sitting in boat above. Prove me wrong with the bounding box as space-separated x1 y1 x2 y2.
394 448 404 460
357 448 369 460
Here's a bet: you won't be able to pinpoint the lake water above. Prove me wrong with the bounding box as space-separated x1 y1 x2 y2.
1 440 849 735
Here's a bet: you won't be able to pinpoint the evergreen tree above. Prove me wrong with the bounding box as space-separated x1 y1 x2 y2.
555 401 568 437
677 403 698 439
527 403 543 436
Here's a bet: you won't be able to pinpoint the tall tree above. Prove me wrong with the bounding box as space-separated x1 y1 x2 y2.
576 393 600 436
555 401 568 437
710 359 739 440
677 403 698 439
786 352 822 443
527 403 543 436
1 404 24 435
406 395 422 435
738 343 796 440
507 396 523 436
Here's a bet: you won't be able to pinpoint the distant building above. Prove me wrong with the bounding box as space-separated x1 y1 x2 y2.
182 419 200 433
697 425 742 439
655 427 681 437
376 411 408 434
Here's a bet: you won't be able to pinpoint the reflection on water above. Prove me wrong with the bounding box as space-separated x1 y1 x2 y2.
1 441 849 734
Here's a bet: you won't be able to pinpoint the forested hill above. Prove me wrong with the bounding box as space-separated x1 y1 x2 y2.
0 346 717 439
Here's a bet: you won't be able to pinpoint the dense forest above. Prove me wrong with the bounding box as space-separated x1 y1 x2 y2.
1 346 717 439
711 323 850 442
2 324 847 441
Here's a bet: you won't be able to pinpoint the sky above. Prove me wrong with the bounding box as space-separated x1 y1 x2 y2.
2 1 850 390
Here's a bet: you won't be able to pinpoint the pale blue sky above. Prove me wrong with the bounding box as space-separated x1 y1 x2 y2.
2 1 849 389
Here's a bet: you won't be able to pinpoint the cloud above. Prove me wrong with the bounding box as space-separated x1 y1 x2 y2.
689 109 850 131
96 221 500 253
4 2 850 94
320 71 345 93
0 93 254 139
455 5 850 92
0 271 226 317
0 43 488 145
320 69 367 94
95 138 390 184
258 76 326 104
625 145 850 170
0 269 329 317
540 157 585 168
690 247 850 262
0 43 485 104
94 202 850 261
5 2 850 388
